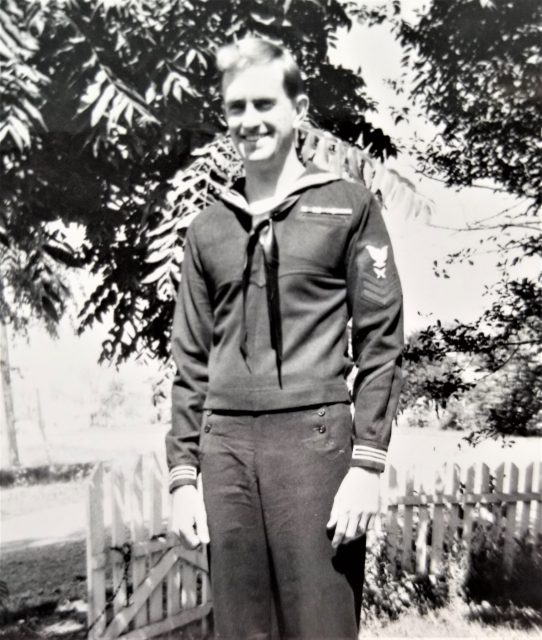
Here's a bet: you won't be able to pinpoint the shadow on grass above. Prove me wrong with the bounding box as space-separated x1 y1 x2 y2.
466 603 542 630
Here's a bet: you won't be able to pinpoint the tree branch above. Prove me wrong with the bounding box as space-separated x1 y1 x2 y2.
416 170 512 194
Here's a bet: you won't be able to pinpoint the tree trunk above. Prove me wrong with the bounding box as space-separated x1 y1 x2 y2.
36 389 52 465
0 321 20 467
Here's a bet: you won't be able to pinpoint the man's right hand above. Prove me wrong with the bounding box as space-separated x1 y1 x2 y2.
170 484 210 550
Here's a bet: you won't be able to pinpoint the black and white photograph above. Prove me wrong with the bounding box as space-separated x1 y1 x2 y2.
1 1 541 638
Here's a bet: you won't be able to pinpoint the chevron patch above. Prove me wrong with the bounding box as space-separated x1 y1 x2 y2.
361 274 401 307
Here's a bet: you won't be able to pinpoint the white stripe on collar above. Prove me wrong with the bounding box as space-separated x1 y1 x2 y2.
219 171 341 215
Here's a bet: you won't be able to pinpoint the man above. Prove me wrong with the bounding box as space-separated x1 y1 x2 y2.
166 37 403 639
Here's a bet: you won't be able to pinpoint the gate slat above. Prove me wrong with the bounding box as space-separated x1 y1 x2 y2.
149 455 164 623
181 562 198 610
111 467 127 615
131 456 148 628
167 559 182 617
87 463 106 640
103 548 181 640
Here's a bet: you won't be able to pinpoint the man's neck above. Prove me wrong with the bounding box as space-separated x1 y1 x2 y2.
244 149 306 204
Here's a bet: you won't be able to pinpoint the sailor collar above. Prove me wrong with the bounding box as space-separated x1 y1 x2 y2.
218 164 342 216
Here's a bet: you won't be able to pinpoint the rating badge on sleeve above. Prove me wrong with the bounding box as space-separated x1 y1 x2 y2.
366 245 388 279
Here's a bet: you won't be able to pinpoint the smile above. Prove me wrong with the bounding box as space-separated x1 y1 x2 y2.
241 134 269 142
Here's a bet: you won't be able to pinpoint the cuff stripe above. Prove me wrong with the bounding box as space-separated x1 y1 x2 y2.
169 466 197 482
352 446 386 462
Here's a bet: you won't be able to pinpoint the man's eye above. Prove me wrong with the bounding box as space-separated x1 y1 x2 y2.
255 100 274 111
227 103 244 115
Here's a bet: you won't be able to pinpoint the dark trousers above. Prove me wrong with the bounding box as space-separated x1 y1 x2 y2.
200 402 366 640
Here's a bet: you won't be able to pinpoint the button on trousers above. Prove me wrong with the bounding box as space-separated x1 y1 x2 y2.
200 403 366 639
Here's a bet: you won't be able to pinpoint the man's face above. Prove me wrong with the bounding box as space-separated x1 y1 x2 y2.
222 61 308 169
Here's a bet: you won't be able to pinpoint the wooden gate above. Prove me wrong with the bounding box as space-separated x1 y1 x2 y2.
86 454 211 640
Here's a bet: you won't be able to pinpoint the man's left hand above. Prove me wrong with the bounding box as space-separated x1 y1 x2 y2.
326 466 380 549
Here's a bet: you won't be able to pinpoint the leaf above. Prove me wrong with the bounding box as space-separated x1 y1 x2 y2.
141 262 170 285
41 295 59 322
42 243 81 267
21 98 45 128
146 246 173 264
90 83 115 127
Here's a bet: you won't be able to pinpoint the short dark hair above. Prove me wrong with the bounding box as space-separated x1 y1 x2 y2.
216 37 304 100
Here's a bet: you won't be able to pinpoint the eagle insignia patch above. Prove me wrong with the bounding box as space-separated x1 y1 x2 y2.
366 245 388 279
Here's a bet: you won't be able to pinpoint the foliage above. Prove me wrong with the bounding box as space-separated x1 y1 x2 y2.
402 273 542 438
362 531 448 623
393 0 541 204
347 0 542 440
0 0 434 363
400 329 474 416
0 461 94 488
362 519 542 625
465 524 542 609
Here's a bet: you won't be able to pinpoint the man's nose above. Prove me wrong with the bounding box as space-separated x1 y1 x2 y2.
240 104 261 130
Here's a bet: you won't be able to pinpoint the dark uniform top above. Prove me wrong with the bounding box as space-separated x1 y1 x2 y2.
166 165 403 492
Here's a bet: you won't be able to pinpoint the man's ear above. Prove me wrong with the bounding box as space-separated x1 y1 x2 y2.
293 94 309 128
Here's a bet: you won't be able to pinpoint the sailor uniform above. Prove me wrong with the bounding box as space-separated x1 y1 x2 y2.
166 164 403 637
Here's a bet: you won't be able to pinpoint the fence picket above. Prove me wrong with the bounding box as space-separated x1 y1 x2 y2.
386 465 399 575
87 463 106 639
401 468 415 572
149 455 164 623
416 503 430 576
503 464 519 576
447 464 461 551
110 467 127 615
492 463 506 544
519 462 534 542
130 457 148 628
461 463 477 549
430 467 446 575
535 462 542 552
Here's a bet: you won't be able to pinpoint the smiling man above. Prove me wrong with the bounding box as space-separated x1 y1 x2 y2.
166 37 403 639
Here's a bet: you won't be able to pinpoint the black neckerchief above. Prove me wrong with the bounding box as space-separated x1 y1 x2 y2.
218 165 341 385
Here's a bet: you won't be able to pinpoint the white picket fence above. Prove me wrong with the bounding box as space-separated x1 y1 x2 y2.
381 460 542 577
86 456 541 639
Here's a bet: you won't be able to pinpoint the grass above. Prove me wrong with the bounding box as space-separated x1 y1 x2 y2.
361 602 542 638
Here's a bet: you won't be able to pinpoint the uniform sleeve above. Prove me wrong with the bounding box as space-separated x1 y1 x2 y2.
165 226 213 492
346 192 404 473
